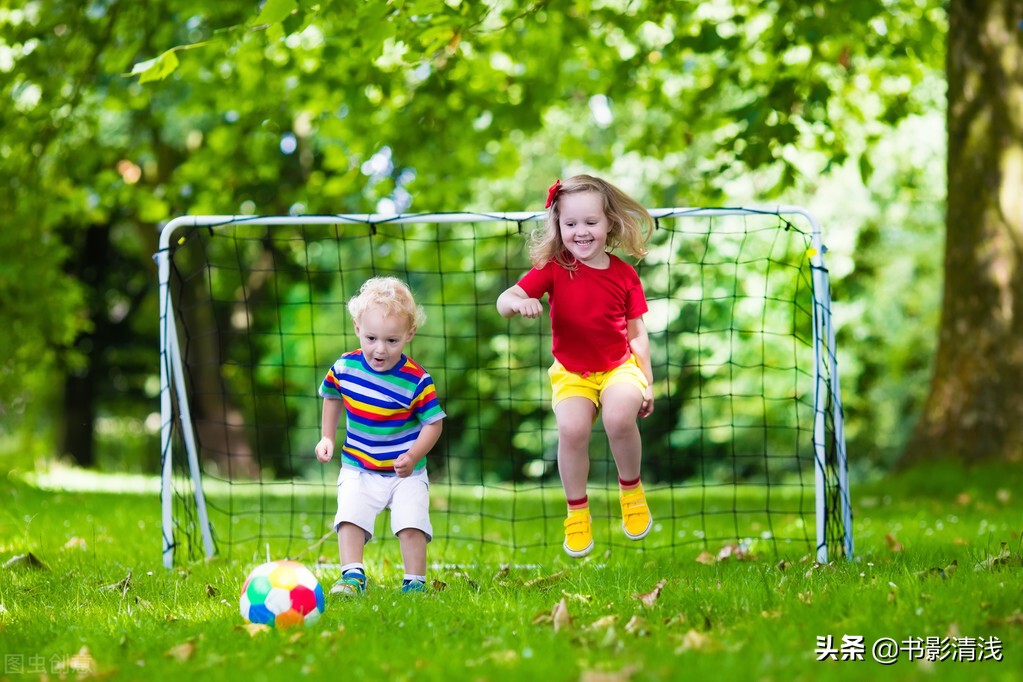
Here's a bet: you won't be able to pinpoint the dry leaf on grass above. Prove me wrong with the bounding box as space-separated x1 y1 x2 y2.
101 573 132 596
624 615 651 637
63 536 88 550
2 552 49 571
694 550 716 565
973 543 1015 571
632 579 666 608
716 543 750 561
237 623 271 636
561 589 592 603
552 598 572 632
676 629 713 652
580 664 638 682
885 533 904 553
165 640 197 662
587 615 619 630
55 646 98 675
524 570 567 589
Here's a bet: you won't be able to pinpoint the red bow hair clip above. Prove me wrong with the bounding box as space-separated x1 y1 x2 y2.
545 179 561 209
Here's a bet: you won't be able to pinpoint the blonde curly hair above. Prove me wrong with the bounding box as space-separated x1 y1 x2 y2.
529 174 654 270
347 277 425 330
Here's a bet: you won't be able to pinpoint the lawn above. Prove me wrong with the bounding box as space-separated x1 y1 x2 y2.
0 458 1020 681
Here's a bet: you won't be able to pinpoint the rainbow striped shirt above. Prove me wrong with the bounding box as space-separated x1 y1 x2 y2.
319 350 445 474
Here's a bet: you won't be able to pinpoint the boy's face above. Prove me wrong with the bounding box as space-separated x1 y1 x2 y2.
354 305 415 373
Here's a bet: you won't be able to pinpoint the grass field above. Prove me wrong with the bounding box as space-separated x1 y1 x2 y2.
1 458 1020 681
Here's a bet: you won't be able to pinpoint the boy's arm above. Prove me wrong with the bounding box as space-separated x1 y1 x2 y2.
627 317 655 418
393 420 444 477
315 398 344 462
497 284 544 319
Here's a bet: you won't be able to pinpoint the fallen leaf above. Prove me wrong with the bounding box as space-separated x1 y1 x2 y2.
885 533 904 553
63 537 88 550
165 640 197 662
2 553 49 571
973 543 1013 572
955 492 971 505
587 615 619 630
677 629 712 651
237 623 270 636
632 579 666 608
561 590 592 603
56 646 97 675
694 550 715 565
580 664 638 682
552 598 572 632
624 615 651 637
716 543 750 561
525 570 567 589
102 573 132 595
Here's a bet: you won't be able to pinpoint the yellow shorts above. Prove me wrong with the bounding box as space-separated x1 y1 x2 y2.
548 355 648 410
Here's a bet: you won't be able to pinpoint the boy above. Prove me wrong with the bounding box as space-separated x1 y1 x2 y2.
315 277 445 594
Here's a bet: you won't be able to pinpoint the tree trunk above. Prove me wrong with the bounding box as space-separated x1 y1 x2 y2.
903 0 1023 465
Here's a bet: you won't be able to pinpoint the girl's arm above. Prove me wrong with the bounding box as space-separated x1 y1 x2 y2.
497 284 544 319
627 317 655 418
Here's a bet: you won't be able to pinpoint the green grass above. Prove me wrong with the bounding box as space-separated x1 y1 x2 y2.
1 459 1020 681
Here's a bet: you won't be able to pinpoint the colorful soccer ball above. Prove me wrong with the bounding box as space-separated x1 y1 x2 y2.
239 560 325 628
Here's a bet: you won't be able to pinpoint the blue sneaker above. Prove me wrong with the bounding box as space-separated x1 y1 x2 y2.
330 571 367 596
401 579 427 594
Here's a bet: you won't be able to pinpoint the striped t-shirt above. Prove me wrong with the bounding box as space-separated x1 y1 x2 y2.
319 350 445 474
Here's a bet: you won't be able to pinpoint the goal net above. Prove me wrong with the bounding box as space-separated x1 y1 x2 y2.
156 207 851 569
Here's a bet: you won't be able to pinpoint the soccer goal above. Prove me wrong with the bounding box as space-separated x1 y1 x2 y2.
156 207 852 569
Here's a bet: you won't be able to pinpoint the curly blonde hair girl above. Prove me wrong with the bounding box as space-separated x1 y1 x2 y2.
529 174 654 270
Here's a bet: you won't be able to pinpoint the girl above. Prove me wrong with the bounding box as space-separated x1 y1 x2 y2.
497 175 655 558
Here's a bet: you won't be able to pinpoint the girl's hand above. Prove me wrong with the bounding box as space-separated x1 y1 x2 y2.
514 298 544 319
315 437 334 463
638 386 655 418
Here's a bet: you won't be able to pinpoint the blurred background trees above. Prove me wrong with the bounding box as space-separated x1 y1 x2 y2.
3 0 1013 476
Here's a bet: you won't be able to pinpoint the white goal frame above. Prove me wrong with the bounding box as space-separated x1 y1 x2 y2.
156 206 853 568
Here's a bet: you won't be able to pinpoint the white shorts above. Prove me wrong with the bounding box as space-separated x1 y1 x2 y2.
334 467 432 543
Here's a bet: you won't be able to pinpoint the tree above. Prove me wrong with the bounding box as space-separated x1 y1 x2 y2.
904 0 1023 464
2 0 951 473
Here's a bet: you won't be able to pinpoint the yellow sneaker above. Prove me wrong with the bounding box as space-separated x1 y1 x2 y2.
563 508 594 558
620 487 652 540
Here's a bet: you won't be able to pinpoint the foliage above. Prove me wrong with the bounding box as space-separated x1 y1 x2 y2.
1 460 1020 680
0 0 947 469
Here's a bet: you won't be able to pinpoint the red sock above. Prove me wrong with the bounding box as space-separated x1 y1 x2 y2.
567 496 589 510
618 476 641 490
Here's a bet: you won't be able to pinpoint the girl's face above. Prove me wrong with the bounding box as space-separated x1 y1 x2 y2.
354 305 415 373
557 190 611 268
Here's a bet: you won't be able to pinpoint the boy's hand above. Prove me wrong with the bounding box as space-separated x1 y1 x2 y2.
513 298 544 319
315 438 334 463
393 453 414 478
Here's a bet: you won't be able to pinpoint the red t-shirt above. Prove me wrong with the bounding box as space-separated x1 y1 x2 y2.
517 255 648 373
